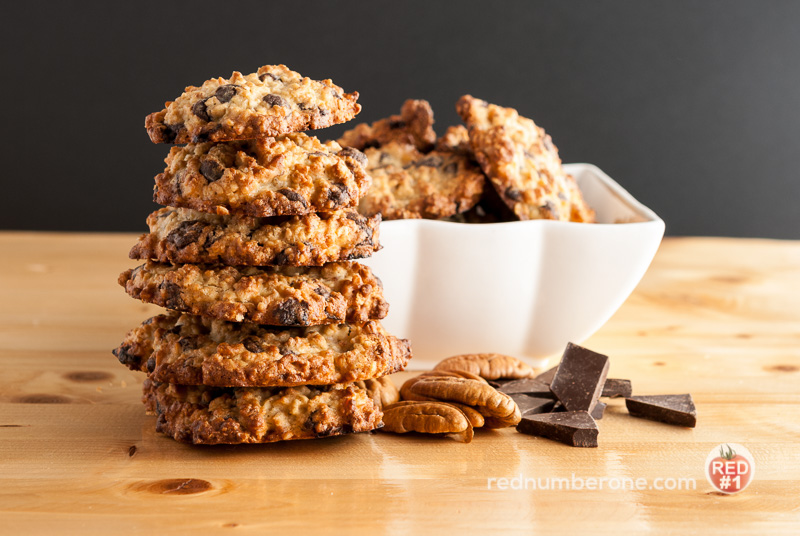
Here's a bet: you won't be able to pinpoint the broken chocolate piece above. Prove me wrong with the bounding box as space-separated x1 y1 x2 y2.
534 366 558 385
516 411 598 448
496 378 554 398
601 379 632 398
625 394 697 427
591 401 607 420
549 342 609 412
509 393 556 416
549 400 605 420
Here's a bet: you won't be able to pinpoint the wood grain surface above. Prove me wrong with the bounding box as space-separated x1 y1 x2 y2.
0 233 798 535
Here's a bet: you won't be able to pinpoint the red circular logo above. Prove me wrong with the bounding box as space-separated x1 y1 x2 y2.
705 443 755 494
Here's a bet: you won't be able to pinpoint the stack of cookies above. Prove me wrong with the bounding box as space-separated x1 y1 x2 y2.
113 64 411 444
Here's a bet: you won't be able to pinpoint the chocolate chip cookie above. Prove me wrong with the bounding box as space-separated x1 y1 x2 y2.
358 141 485 220
456 95 595 222
119 261 388 326
129 207 380 266
338 99 437 152
116 312 411 387
143 379 383 444
146 64 361 144
153 134 370 217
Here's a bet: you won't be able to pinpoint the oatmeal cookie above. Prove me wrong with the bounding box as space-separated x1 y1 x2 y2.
114 313 411 387
119 261 388 326
338 99 437 152
358 141 484 220
142 379 382 444
435 125 473 158
456 95 594 222
129 207 380 266
145 64 360 144
153 134 370 217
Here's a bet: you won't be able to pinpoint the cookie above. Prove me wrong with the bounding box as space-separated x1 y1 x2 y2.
143 379 382 444
129 207 380 266
358 141 485 220
338 99 437 152
114 312 412 387
145 64 360 144
153 134 370 218
456 95 594 222
565 174 596 223
119 261 388 326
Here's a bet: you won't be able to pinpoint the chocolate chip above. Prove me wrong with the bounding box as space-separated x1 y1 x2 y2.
278 188 307 208
191 98 211 121
146 357 156 373
338 147 367 167
199 157 225 182
166 221 205 250
298 102 310 111
263 94 289 108
273 298 309 325
320 108 330 116
112 345 139 367
540 200 559 219
272 250 290 265
259 72 281 82
214 84 238 103
443 162 458 174
161 124 183 143
314 285 331 299
159 281 185 310
505 187 523 201
388 118 406 129
331 90 342 99
412 155 443 168
327 183 350 206
178 337 200 351
242 337 268 353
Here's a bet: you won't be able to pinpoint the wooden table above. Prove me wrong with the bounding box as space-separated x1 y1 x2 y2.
1 233 799 535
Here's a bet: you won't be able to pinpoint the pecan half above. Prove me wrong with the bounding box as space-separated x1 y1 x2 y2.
381 401 473 443
434 353 538 380
356 376 400 409
406 376 521 428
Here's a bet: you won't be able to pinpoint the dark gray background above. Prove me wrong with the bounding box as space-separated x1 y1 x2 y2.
2 1 798 238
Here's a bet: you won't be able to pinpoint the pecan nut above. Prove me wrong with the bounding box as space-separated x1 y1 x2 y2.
406 376 521 428
381 401 473 443
356 376 400 409
434 353 537 380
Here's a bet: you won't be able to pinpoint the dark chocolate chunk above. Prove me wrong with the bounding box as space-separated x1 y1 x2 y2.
199 157 225 182
388 118 406 129
263 94 289 108
602 379 633 398
191 98 211 122
338 147 368 167
516 411 598 448
534 366 558 385
242 336 269 353
273 298 310 325
159 281 184 310
509 394 556 416
549 342 609 413
259 72 281 82
412 155 443 168
505 187 523 201
278 188 308 208
591 401 607 420
625 394 697 427
327 182 350 205
214 84 238 103
166 221 205 250
496 378 555 399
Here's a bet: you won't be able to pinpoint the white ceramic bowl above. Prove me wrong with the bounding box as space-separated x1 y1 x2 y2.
360 163 665 369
